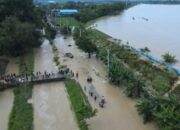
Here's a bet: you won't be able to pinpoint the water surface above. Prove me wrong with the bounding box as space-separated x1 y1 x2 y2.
0 58 18 130
95 4 180 68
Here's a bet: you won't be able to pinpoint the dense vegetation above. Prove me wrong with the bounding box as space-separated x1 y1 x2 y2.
0 17 41 56
44 21 56 39
72 3 132 23
136 96 180 130
172 84 180 98
65 80 96 130
53 2 133 32
73 29 97 58
0 0 43 56
8 51 34 130
140 47 151 53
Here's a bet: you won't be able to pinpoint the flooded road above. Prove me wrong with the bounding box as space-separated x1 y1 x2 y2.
0 58 18 130
55 35 159 130
32 39 78 130
95 4 180 69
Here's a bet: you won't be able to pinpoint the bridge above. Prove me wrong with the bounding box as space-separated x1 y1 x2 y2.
0 69 74 91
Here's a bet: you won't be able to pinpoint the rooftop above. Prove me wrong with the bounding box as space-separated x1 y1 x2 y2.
59 9 78 15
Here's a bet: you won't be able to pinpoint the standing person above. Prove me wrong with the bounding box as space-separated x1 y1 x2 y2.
76 72 78 78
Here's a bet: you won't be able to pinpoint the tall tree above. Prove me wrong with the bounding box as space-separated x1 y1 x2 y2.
0 0 43 26
0 17 41 56
76 35 97 58
0 0 32 21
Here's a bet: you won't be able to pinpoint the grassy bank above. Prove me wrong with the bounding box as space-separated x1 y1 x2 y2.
65 80 96 130
87 29 178 95
8 50 34 130
86 29 180 130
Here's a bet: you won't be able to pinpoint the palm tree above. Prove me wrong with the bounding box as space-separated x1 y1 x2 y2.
140 47 151 53
136 98 154 123
162 52 178 64
126 76 145 98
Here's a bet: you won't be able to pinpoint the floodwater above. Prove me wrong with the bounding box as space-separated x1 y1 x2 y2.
55 35 159 130
95 4 180 69
32 39 79 130
0 58 18 130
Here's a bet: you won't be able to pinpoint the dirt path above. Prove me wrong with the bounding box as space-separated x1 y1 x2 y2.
32 39 79 130
0 58 18 130
55 35 159 130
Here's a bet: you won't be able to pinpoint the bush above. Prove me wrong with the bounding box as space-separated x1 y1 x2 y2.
0 17 41 56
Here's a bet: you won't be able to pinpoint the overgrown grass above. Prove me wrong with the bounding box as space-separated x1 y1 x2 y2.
8 50 34 130
64 80 96 130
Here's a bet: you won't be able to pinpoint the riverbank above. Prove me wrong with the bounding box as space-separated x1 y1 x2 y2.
87 29 178 95
8 51 34 130
0 58 18 130
86 29 179 130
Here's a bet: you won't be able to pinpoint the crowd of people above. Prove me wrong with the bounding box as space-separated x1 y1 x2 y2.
0 69 72 87
84 76 106 108
0 71 53 84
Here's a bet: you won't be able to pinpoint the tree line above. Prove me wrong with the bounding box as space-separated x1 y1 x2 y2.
0 0 44 56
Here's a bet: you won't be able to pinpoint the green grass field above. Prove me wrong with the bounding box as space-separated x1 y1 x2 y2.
56 17 80 27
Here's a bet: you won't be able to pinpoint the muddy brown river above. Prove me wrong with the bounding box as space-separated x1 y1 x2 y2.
95 4 180 69
32 39 78 130
0 35 159 130
54 34 159 130
0 58 18 130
